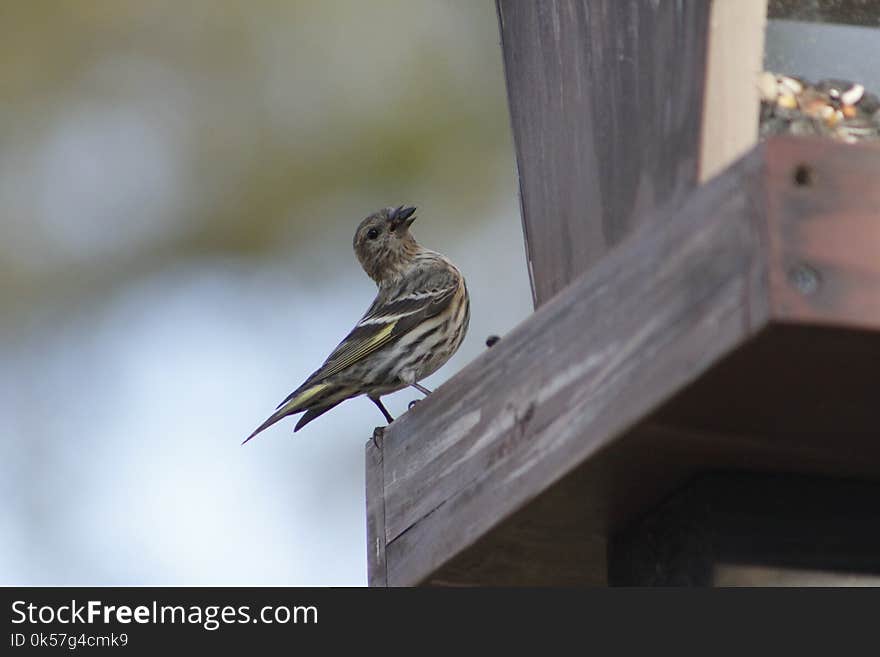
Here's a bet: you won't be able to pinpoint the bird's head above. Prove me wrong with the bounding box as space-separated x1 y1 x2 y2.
353 205 419 284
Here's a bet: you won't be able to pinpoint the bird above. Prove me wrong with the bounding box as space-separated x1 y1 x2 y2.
243 205 469 444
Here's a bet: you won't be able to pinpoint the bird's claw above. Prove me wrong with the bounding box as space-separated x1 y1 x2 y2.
371 426 385 450
408 399 421 410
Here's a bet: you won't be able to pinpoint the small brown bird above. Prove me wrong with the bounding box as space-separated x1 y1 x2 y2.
244 205 469 443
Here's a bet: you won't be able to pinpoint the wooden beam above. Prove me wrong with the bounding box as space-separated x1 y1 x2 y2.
496 0 712 306
366 137 880 586
699 0 766 182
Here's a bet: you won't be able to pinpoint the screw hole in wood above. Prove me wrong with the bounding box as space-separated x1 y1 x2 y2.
788 263 820 296
793 164 813 187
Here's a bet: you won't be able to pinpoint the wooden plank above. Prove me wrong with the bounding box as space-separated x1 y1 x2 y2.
496 0 712 306
699 0 766 182
380 145 769 586
365 441 387 586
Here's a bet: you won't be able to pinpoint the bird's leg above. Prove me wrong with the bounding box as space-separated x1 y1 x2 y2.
370 397 393 449
371 426 385 450
370 396 395 424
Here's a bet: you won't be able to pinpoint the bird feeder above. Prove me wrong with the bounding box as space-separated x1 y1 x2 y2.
366 0 880 586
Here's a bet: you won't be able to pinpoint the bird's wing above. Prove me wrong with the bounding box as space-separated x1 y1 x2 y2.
281 270 459 394
243 269 460 444
306 273 460 384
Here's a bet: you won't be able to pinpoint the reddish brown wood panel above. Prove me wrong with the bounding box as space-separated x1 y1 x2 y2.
765 139 880 329
496 0 712 306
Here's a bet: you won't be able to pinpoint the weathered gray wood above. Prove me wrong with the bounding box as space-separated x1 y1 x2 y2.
365 441 387 586
380 144 769 586
496 0 712 306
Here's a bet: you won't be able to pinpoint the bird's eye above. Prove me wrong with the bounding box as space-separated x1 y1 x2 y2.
367 228 380 240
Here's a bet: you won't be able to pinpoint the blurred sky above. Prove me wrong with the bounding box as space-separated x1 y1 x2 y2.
0 1 533 585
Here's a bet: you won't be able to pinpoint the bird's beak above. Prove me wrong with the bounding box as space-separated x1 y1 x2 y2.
390 205 417 231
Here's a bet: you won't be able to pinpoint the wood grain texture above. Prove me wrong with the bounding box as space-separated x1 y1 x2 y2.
380 146 769 586
365 441 387 586
496 0 712 306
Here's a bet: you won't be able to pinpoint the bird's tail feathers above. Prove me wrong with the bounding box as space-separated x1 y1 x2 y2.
294 402 342 432
242 382 332 445
241 409 288 445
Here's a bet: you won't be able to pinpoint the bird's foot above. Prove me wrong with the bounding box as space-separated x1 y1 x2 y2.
371 426 385 450
486 334 501 348
408 399 421 410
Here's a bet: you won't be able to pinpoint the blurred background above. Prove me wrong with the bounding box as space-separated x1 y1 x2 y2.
0 1 532 585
